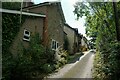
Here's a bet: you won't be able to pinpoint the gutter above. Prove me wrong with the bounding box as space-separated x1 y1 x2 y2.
0 8 46 17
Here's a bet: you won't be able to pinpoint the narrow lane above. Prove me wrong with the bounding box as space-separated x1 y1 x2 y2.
46 51 95 78
63 51 94 78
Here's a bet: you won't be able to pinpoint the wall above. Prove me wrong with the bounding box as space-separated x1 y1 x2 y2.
23 6 47 15
73 31 79 53
23 3 65 49
10 17 44 56
64 25 75 54
81 37 88 51
47 3 64 49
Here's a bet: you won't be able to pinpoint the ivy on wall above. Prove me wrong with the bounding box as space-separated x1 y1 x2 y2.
2 13 56 80
2 13 26 80
2 13 25 55
2 2 21 10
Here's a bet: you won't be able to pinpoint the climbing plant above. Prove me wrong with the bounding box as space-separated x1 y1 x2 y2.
2 2 21 10
2 12 26 80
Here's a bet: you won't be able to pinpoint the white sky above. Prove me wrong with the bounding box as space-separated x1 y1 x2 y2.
32 0 86 36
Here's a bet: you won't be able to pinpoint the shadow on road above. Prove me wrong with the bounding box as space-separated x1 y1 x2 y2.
67 53 84 64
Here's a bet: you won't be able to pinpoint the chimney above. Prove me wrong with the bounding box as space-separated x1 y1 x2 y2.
22 0 34 7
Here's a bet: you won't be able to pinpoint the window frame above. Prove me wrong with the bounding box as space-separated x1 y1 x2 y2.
23 29 30 42
51 39 59 50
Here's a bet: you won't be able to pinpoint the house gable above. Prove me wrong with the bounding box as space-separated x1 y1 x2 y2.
22 2 66 49
22 2 66 22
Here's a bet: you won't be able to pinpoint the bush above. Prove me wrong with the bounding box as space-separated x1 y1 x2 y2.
42 63 55 73
93 41 120 80
54 48 68 69
2 33 55 80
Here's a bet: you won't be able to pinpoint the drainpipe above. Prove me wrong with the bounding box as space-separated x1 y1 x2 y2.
20 0 23 24
43 7 49 47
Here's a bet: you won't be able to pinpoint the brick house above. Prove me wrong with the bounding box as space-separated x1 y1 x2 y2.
64 23 79 54
0 8 46 56
22 1 66 50
8 1 65 55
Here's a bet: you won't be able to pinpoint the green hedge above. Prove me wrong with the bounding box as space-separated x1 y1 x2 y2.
93 41 120 80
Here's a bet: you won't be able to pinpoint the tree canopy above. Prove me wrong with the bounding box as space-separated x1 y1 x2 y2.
74 2 120 47
74 2 120 79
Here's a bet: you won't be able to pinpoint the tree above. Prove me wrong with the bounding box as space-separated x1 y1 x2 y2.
2 2 21 10
74 2 116 47
73 2 120 79
113 2 120 41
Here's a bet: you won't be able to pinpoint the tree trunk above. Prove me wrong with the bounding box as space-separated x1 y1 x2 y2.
113 2 120 41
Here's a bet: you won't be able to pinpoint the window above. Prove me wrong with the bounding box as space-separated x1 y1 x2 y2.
23 29 30 41
51 40 56 50
56 42 59 49
51 39 59 50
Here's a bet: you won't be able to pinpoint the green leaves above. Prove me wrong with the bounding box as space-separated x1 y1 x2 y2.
2 2 21 10
2 33 56 79
74 2 90 19
74 2 120 80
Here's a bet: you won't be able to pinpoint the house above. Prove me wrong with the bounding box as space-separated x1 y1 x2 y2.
73 28 79 53
22 0 34 8
64 23 79 54
22 2 65 50
7 1 65 55
0 8 46 56
77 33 83 51
81 36 89 51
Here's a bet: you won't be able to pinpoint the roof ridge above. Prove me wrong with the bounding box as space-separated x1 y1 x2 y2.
22 1 60 9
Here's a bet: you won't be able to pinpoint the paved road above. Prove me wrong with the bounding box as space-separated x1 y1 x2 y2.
46 51 95 78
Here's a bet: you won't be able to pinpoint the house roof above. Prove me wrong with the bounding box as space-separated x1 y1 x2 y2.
64 23 74 30
22 1 62 9
22 1 66 22
0 8 46 17
64 23 78 33
64 31 67 35
22 2 54 9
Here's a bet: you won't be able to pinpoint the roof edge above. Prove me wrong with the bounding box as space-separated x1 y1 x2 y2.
1 8 46 17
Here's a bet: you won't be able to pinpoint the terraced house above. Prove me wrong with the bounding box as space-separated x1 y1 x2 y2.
6 1 66 55
22 1 65 50
2 9 46 56
64 23 79 54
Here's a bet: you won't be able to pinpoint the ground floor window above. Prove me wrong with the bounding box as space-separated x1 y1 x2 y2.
51 39 59 50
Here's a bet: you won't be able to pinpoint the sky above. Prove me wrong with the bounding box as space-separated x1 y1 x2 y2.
32 0 86 36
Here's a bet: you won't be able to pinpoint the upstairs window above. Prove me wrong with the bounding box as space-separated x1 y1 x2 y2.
23 29 30 42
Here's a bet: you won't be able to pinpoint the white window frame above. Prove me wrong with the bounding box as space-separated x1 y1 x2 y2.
56 41 59 49
23 29 30 42
51 39 59 50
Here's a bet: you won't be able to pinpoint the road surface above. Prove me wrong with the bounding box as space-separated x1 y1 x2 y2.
45 51 95 78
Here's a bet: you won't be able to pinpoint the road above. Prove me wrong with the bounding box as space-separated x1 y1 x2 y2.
45 51 95 78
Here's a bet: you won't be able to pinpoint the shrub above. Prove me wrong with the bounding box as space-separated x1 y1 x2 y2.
2 33 55 80
54 48 68 69
93 41 120 80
